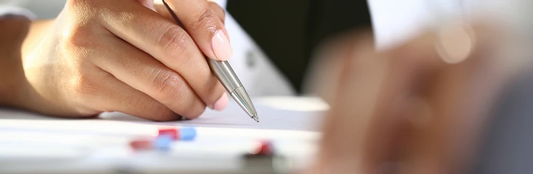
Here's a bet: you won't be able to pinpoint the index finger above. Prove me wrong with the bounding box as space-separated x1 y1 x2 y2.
164 0 232 61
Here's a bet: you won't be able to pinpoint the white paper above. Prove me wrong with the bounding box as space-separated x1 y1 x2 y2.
99 97 325 131
0 97 325 173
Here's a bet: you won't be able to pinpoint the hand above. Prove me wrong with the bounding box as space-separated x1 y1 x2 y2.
306 23 525 174
20 0 231 120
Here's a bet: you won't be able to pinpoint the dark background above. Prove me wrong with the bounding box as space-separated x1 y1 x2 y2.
227 0 371 93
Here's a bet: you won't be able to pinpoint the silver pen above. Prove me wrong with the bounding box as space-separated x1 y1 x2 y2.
208 60 259 122
163 1 259 122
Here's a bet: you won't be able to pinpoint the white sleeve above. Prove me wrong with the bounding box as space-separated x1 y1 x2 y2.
368 0 471 51
0 5 35 20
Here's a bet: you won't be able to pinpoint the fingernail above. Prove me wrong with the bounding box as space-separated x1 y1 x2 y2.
212 93 229 111
211 30 233 61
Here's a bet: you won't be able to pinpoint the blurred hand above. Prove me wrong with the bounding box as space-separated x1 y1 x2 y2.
20 0 231 120
307 24 523 174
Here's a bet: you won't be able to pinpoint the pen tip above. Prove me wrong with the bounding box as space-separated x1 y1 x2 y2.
252 114 259 122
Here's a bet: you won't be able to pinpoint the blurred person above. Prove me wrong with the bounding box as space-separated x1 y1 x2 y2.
303 0 533 173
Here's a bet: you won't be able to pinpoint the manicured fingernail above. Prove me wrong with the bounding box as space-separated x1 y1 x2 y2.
212 93 229 111
211 30 233 61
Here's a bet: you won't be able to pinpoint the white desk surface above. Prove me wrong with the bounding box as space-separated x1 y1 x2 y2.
0 96 327 174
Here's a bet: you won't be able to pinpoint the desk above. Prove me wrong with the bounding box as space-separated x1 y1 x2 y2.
0 96 327 174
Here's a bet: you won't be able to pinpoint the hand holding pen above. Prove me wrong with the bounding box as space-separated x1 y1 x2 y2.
15 0 249 121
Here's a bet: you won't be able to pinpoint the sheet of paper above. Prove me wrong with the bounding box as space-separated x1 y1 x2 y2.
0 97 326 173
0 97 325 131
99 97 325 132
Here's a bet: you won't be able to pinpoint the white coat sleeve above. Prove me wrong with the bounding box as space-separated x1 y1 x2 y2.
367 0 469 51
0 0 35 20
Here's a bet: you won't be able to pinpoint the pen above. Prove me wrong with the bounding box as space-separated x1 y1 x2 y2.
163 1 259 122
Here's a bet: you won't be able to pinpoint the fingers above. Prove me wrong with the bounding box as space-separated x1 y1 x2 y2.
98 0 227 111
208 1 226 23
154 4 177 23
89 74 179 121
153 1 225 24
164 0 232 61
94 37 208 119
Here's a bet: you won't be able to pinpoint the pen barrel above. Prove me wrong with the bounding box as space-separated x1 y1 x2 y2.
208 59 244 92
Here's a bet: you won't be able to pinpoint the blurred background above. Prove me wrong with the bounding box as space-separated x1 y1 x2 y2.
6 0 65 19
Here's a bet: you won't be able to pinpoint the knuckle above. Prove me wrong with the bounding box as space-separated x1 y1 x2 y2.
150 69 186 103
157 26 191 58
190 9 217 32
149 70 205 118
64 26 95 49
